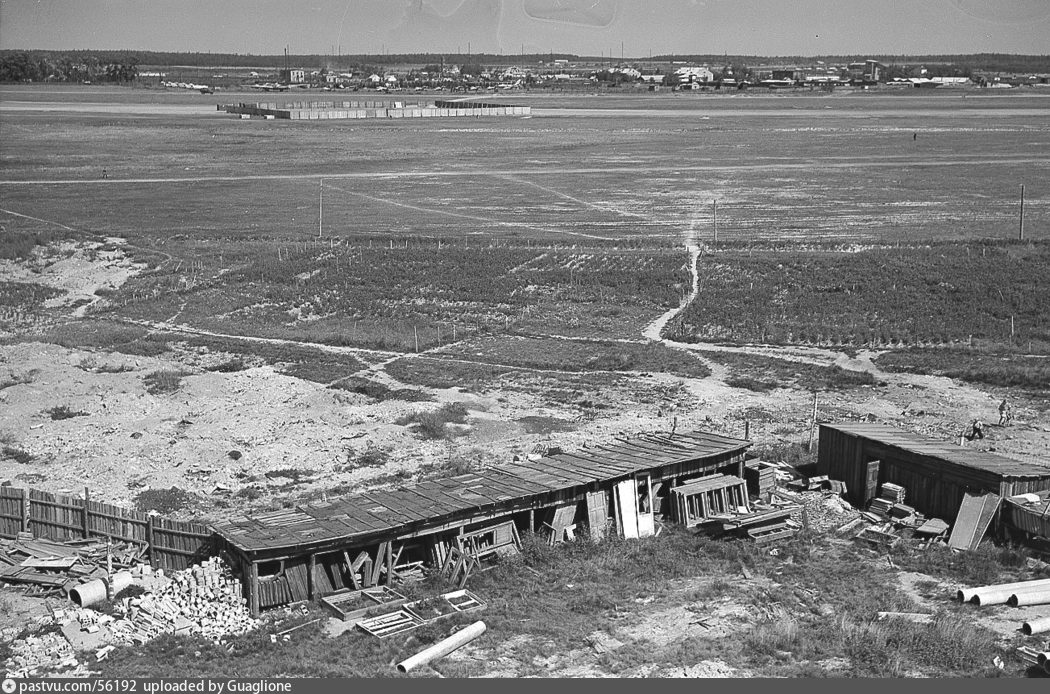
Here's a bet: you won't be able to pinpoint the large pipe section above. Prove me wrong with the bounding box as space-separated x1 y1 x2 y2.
1024 617 1050 636
971 581 1050 606
957 577 1050 603
396 621 486 674
69 571 135 607
1008 588 1050 607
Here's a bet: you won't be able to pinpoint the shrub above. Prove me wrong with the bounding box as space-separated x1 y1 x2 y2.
349 444 391 469
46 405 88 420
396 402 470 440
725 376 777 392
2 445 35 465
207 358 246 373
143 370 191 395
264 468 315 483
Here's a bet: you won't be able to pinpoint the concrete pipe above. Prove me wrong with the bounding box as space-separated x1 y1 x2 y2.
1008 588 1050 607
107 571 134 597
1038 649 1050 665
396 621 486 674
957 577 1050 603
971 582 1050 606
1024 616 1050 636
69 579 108 607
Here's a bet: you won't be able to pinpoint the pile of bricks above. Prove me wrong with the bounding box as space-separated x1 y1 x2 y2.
110 557 259 644
4 630 92 678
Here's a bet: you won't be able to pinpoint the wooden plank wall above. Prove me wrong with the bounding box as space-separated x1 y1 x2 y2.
0 487 25 537
0 487 212 571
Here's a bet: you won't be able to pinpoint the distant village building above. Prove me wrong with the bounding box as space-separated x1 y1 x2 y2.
279 68 305 84
674 66 714 84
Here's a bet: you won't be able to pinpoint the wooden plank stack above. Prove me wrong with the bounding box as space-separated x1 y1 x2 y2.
868 483 907 517
0 535 146 597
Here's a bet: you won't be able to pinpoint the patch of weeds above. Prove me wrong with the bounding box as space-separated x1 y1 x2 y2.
264 468 315 484
344 443 391 469
329 376 390 399
133 487 201 515
890 540 1031 586
2 445 36 465
46 405 89 420
143 369 191 395
0 371 35 390
206 358 247 373
396 402 470 440
235 487 264 501
330 376 434 403
749 441 816 469
725 375 777 392
516 415 577 435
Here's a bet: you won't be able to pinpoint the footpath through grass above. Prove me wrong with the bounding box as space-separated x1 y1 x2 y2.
97 530 1021 678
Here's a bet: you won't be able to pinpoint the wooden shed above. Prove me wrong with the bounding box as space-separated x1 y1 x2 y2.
817 422 1050 521
214 429 749 616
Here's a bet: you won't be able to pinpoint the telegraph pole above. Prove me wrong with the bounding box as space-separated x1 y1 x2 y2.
1019 184 1025 240
712 199 718 245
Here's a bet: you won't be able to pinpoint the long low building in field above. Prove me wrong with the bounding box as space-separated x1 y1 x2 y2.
213 429 749 616
219 99 531 120
817 422 1050 522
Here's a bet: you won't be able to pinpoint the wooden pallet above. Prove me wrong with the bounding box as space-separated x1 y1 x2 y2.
748 523 797 545
355 609 425 638
356 589 486 639
321 585 407 622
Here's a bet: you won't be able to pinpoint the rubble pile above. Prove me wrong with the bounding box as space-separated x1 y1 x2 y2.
4 557 259 677
772 488 861 533
119 557 258 642
4 629 94 679
0 534 146 598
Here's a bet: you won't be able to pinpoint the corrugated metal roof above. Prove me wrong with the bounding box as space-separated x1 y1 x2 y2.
215 429 748 556
821 422 1050 478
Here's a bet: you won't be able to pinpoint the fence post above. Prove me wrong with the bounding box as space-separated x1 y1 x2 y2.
146 514 155 567
82 486 90 539
20 487 29 533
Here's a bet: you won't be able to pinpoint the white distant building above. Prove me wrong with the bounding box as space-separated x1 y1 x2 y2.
674 66 714 84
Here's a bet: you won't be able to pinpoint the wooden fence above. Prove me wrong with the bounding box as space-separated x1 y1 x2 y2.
0 486 214 571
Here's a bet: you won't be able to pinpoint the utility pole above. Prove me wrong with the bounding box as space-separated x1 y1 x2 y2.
1019 184 1025 240
318 179 323 238
712 199 718 245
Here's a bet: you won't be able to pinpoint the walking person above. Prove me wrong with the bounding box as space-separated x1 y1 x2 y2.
998 399 1011 426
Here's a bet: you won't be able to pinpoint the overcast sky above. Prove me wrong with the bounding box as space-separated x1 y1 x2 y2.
1 0 1048 57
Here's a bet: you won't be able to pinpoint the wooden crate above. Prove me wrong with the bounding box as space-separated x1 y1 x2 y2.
321 585 407 622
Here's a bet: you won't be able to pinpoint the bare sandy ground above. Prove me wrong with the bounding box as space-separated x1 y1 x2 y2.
2 239 1047 521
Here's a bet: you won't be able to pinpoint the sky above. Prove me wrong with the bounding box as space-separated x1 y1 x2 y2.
1 0 1048 57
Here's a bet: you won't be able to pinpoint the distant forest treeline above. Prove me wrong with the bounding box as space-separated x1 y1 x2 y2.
1 49 1047 82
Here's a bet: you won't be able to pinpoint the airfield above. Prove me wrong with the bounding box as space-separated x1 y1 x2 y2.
1 84 1048 510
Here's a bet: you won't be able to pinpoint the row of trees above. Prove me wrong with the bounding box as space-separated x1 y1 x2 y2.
0 51 139 83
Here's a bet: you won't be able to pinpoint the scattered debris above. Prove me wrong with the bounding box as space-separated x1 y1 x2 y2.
356 589 485 639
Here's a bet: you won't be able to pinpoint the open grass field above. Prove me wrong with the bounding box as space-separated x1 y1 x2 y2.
3 86 1048 360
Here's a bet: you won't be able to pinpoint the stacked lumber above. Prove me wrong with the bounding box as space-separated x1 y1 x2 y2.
0 535 147 597
868 483 906 517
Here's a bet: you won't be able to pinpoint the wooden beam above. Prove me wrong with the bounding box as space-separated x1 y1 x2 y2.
307 553 316 600
249 561 260 617
343 551 360 590
370 543 386 586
